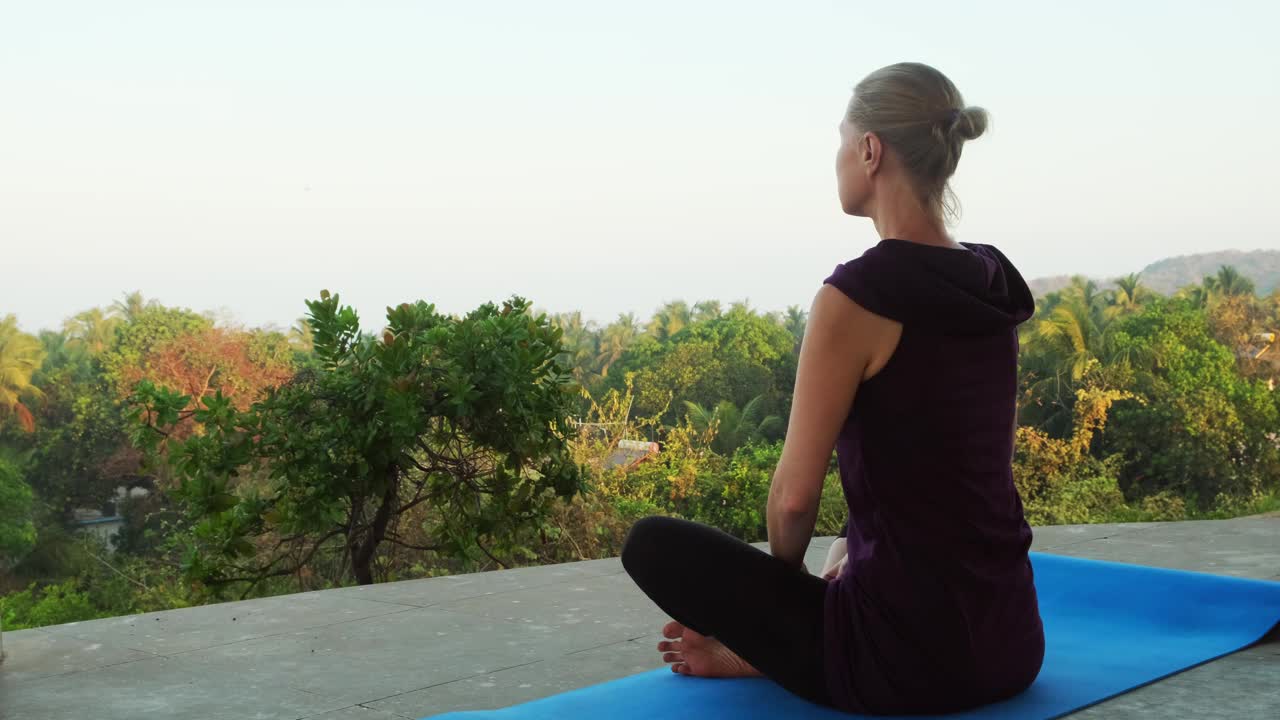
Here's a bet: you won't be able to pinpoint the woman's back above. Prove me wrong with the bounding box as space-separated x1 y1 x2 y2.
822 239 1045 714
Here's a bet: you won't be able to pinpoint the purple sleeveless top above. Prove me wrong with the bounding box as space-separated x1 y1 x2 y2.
821 239 1045 714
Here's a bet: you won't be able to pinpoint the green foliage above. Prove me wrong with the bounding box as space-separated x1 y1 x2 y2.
63 307 122 356
1138 491 1188 522
683 396 783 455
1 538 193 630
18 356 130 517
0 454 36 569
1014 386 1132 525
100 306 211 394
1102 298 1279 505
1019 277 1124 435
682 443 774 539
1205 265 1257 298
126 292 582 592
1 580 98 629
647 301 691 343
0 314 46 432
619 305 796 429
3 271 1278 628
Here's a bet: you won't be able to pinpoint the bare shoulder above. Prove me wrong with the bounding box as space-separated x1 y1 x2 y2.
808 284 902 381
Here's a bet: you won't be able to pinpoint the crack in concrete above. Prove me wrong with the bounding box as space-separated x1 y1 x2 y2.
334 569 617 612
5 650 167 685
9 606 423 688
1035 524 1160 551
352 658 549 709
562 636 642 656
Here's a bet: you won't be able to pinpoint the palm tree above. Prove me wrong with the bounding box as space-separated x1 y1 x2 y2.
1033 298 1108 382
683 395 783 454
1021 275 1155 436
1210 266 1255 298
1106 273 1147 318
110 290 158 323
289 316 314 352
647 301 691 343
1176 284 1211 310
63 308 121 355
551 312 600 384
782 305 807 348
692 300 722 324
1023 277 1114 410
0 315 46 432
597 313 640 378
38 330 76 365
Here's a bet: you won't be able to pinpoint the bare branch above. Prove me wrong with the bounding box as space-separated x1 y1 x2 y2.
383 535 443 552
212 528 345 598
475 538 507 569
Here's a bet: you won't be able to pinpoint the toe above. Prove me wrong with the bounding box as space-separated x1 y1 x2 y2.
662 621 684 639
663 651 682 663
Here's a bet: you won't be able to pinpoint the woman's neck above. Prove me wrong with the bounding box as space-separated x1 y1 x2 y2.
869 187 958 249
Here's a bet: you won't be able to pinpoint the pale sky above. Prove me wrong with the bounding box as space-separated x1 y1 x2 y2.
3 1 1278 333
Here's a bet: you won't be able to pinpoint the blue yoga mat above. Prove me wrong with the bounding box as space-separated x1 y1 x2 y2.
426 552 1280 719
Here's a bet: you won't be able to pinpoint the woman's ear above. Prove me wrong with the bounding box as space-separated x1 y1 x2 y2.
861 132 882 176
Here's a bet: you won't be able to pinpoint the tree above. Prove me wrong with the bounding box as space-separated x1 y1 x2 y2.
100 305 211 395
1101 298 1280 506
111 291 159 324
683 395 784 455
1020 278 1118 435
20 362 132 520
1207 294 1265 358
647 301 691 343
63 308 121 356
550 312 600 388
0 315 45 432
0 453 37 570
1175 284 1211 310
119 326 294 414
597 313 641 378
1106 274 1148 318
127 292 582 591
1013 386 1130 525
37 330 88 378
631 340 724 421
781 305 807 349
288 316 314 353
621 304 795 428
686 304 797 371
692 300 722 323
1208 266 1255 298
1033 300 1107 381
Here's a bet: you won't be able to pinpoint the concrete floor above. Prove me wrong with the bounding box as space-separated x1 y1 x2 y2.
2 519 1277 720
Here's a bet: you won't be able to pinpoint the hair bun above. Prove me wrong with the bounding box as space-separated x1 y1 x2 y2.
952 106 989 142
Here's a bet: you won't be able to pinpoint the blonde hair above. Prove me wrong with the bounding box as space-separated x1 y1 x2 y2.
846 62 988 222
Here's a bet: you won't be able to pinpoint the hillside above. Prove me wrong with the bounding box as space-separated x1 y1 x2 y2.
1139 250 1280 295
1029 249 1280 298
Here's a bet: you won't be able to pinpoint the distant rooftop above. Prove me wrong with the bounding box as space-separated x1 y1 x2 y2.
3 519 1278 720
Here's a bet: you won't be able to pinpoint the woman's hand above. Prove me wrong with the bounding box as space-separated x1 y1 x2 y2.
822 556 847 580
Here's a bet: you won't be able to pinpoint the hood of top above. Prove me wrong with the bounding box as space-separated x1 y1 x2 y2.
843 239 1035 334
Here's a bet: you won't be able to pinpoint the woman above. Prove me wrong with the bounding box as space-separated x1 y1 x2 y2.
620 62 1045 715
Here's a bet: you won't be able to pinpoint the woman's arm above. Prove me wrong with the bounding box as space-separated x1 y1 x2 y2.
767 285 895 569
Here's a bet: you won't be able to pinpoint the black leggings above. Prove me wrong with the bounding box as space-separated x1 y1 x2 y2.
620 516 834 707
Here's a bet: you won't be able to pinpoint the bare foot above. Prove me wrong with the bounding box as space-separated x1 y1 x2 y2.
656 620 763 678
